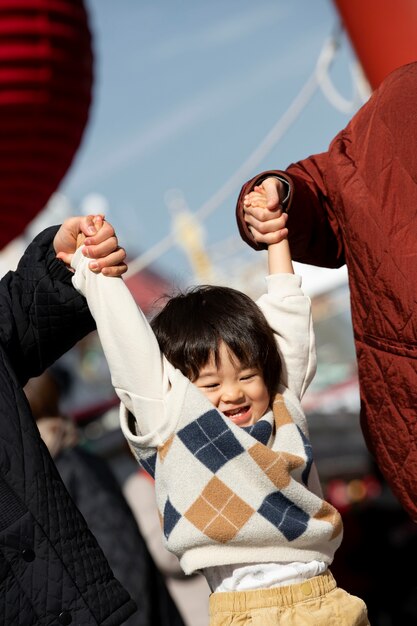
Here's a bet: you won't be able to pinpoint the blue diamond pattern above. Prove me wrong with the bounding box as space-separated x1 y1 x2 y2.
242 420 272 445
140 453 157 478
297 426 313 485
163 499 181 539
258 491 309 540
178 410 244 473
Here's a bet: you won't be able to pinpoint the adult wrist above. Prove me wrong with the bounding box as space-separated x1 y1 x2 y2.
236 170 293 252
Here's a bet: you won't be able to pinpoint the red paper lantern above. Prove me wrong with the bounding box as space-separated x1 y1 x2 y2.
332 0 417 90
0 0 93 248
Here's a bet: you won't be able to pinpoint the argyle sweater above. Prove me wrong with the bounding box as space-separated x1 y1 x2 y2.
72 250 343 575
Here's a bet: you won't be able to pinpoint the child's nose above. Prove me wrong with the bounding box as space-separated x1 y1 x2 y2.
222 383 244 402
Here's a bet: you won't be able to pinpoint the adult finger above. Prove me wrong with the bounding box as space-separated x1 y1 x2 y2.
244 204 283 223
87 247 127 273
244 211 288 234
101 262 129 277
79 214 100 237
82 235 119 260
249 226 289 246
83 219 116 248
262 178 282 211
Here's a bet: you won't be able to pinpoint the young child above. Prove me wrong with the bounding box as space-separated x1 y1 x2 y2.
70 210 369 625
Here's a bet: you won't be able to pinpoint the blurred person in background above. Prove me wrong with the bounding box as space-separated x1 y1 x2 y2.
25 367 185 626
124 468 210 626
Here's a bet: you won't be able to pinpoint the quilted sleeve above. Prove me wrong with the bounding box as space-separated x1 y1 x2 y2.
235 152 345 268
0 225 95 385
285 153 345 268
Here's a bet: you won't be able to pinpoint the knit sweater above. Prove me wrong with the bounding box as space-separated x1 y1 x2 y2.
72 250 343 575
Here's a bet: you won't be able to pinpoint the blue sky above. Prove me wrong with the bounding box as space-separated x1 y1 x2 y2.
59 0 365 290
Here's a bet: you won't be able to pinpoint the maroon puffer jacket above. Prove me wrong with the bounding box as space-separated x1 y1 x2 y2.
236 62 417 521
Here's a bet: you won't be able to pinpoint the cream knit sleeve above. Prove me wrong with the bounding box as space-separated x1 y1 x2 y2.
71 248 187 446
256 273 316 399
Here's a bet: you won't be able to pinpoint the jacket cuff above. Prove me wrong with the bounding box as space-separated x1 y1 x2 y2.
25 224 74 283
235 170 293 251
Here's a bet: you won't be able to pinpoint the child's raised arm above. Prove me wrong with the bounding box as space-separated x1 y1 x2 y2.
244 186 293 275
268 239 294 276
247 186 316 398
70 242 188 448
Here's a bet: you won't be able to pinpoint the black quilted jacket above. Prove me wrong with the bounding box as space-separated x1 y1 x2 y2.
0 226 136 625
56 447 186 626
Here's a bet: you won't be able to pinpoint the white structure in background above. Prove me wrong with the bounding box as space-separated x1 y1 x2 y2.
80 193 110 218
165 188 216 284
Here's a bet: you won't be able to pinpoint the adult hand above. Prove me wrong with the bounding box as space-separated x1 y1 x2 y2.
243 180 288 245
54 215 127 277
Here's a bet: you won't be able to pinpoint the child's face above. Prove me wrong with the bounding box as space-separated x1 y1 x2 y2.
194 341 270 427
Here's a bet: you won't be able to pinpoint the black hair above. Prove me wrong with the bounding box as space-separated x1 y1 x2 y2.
150 285 281 400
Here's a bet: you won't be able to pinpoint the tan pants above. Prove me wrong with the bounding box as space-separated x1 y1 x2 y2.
209 571 370 625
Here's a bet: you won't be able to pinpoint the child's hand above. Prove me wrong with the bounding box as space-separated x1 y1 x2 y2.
55 214 127 276
246 186 268 208
243 185 288 246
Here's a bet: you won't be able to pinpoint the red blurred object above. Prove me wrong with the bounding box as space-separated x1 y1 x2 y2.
0 0 93 248
332 0 417 89
326 478 351 513
125 266 173 316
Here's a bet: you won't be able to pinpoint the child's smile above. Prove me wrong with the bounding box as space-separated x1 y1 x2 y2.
194 341 270 427
222 404 254 427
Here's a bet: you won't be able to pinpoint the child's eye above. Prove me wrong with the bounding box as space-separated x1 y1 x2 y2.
240 373 255 381
200 382 219 389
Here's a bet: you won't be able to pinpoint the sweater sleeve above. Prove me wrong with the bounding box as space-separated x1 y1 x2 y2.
256 273 316 399
71 248 188 447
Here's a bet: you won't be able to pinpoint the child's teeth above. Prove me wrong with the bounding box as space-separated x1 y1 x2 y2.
228 407 245 416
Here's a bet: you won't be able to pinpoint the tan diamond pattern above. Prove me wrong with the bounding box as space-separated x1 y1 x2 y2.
185 476 254 542
314 501 343 539
272 395 294 428
249 442 304 489
158 434 175 462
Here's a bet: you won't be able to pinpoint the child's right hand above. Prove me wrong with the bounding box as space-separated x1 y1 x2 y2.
243 185 288 246
76 215 104 250
55 214 127 276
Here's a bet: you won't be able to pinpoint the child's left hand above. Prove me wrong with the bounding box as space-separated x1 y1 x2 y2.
243 185 288 246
